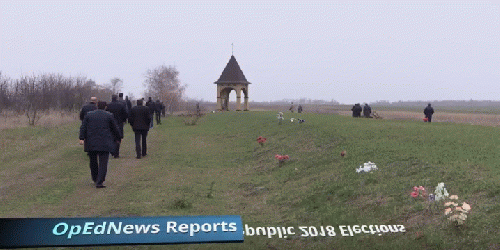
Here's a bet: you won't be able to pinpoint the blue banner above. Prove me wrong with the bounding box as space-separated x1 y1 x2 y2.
0 216 243 248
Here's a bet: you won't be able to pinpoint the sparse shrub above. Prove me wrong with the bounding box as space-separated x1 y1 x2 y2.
171 197 192 209
207 181 215 198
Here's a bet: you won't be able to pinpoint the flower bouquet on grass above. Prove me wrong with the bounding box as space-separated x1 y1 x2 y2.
434 182 449 201
290 118 305 123
277 112 284 125
256 136 267 147
444 195 471 226
411 186 427 199
275 154 289 167
355 161 378 173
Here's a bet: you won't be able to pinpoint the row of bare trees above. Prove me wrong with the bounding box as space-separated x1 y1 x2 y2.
0 71 115 125
0 65 187 125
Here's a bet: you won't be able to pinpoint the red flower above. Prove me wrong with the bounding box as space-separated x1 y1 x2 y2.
277 155 283 161
413 186 419 191
411 192 419 198
284 155 289 160
275 154 280 159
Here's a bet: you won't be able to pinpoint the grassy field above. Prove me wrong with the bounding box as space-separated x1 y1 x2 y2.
1 111 500 249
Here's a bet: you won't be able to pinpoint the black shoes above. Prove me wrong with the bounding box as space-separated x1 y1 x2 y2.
136 156 141 159
96 185 106 188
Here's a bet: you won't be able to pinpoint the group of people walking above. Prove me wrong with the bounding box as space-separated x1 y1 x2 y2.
351 102 435 122
78 93 164 188
351 103 372 118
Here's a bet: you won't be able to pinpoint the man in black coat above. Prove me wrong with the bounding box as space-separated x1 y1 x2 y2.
155 100 162 125
79 101 122 188
363 103 372 118
79 97 97 121
106 95 128 158
129 99 151 159
161 101 166 117
351 103 362 117
146 97 156 129
125 96 132 112
424 103 435 122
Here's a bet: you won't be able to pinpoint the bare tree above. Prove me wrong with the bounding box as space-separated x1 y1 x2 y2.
109 77 123 94
144 65 185 114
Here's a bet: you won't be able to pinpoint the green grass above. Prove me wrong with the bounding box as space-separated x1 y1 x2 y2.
1 111 500 249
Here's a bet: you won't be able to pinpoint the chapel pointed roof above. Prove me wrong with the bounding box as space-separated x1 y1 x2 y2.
214 55 251 84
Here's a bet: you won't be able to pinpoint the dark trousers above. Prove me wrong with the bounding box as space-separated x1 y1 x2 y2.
426 115 432 122
113 122 124 157
88 151 109 186
155 111 161 124
134 130 148 157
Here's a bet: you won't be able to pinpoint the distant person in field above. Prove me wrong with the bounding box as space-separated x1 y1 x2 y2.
363 103 372 118
155 99 162 125
106 94 128 158
79 97 98 121
79 101 122 188
289 102 295 113
129 99 152 159
146 97 156 128
297 104 303 113
424 103 435 122
161 101 166 117
351 103 362 117
196 102 201 115
125 96 132 113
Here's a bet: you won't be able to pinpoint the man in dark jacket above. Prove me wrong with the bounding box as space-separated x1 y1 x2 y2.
424 103 435 122
125 96 132 112
79 97 98 121
79 101 122 188
146 97 156 128
363 103 372 118
351 103 362 117
155 100 162 125
161 101 166 117
129 99 151 159
118 93 129 122
106 95 128 158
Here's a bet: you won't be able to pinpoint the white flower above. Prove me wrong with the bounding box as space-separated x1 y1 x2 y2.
443 189 449 197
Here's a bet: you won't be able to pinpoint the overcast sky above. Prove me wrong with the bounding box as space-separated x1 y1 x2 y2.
1 1 498 104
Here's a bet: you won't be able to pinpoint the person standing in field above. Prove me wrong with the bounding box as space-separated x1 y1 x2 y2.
129 99 152 159
79 101 122 188
289 102 295 113
363 103 372 118
146 97 156 128
297 104 303 113
351 103 362 117
79 97 98 121
106 95 128 158
424 103 435 122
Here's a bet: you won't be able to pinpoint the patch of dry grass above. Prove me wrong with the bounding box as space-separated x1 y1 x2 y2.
0 110 78 130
